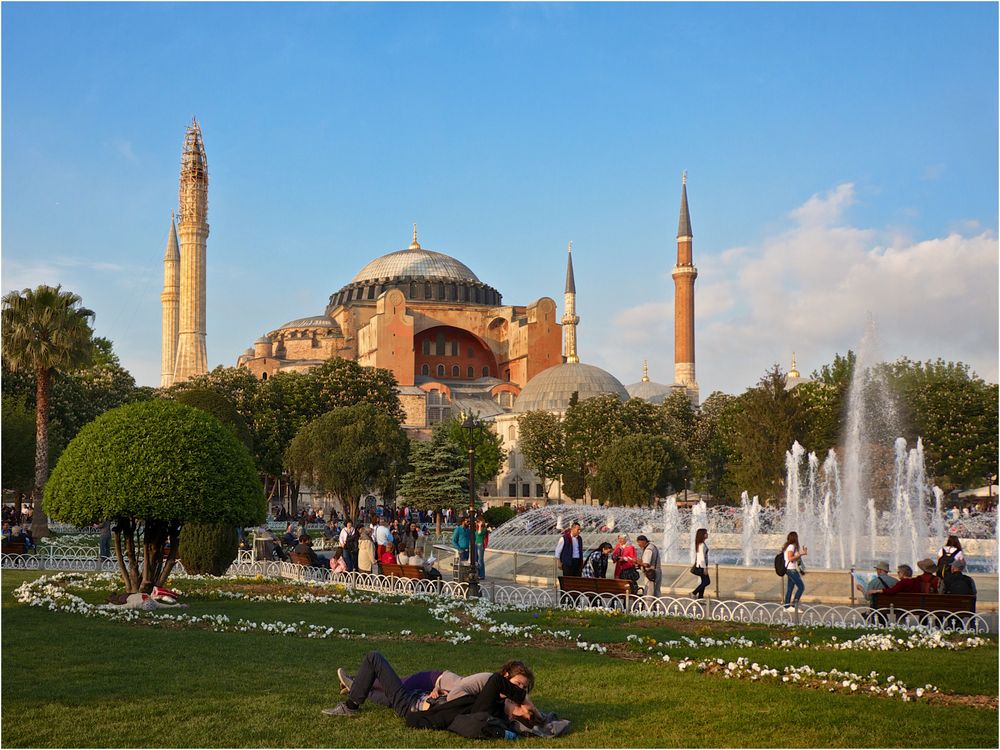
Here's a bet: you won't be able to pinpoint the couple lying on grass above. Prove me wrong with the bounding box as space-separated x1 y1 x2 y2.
323 651 570 739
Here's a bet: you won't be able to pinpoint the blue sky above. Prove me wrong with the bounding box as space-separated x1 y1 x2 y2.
3 2 997 399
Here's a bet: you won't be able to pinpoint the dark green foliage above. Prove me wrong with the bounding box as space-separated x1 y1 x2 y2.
2 395 35 491
398 425 468 512
284 404 409 521
725 365 798 500
178 522 239 576
174 388 253 451
689 391 740 501
44 399 265 527
482 505 515 528
516 410 564 493
445 415 506 486
593 434 685 505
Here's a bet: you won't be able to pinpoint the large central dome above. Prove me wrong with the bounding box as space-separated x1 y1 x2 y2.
352 246 480 284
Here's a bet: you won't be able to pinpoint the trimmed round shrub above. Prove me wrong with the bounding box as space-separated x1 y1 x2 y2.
483 505 516 528
44 399 265 526
174 388 253 452
178 522 239 576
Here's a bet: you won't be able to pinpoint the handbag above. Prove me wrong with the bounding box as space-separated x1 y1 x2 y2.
644 568 656 581
621 568 640 582
690 564 701 576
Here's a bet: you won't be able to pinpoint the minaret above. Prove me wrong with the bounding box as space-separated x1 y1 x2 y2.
160 214 180 387
172 118 209 383
562 242 580 364
672 171 699 403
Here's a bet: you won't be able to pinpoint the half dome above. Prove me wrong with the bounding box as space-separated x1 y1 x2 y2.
514 362 629 413
352 247 480 285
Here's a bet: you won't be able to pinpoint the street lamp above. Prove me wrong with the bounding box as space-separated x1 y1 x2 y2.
683 465 689 506
461 412 483 598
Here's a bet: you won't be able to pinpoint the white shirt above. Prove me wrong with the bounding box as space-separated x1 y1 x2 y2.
783 544 798 572
375 525 392 546
695 542 708 569
339 527 350 546
937 545 965 564
554 536 581 559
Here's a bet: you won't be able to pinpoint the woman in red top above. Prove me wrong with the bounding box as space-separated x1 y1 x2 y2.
611 533 638 593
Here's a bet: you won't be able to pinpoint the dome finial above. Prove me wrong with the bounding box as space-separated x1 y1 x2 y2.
409 223 421 250
788 351 800 379
642 359 649 383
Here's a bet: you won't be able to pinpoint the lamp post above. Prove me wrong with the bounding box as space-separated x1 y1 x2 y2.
461 412 482 598
683 465 689 506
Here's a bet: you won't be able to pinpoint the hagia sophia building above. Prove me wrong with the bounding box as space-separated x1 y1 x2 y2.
161 120 699 507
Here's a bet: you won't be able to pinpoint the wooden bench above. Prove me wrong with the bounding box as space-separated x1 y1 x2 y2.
381 563 426 580
288 552 327 570
871 592 976 613
1 539 26 555
559 576 632 607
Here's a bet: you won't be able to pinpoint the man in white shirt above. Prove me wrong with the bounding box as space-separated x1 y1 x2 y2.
554 522 584 576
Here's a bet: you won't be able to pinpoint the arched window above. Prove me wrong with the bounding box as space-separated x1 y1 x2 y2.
437 364 445 377
261 372 268 381
451 340 459 356
467 366 475 378
451 365 460 378
482 366 490 377
422 339 431 355
507 425 515 442
421 363 429 376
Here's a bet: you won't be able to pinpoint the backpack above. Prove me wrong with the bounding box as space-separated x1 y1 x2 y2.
774 551 786 577
935 550 956 578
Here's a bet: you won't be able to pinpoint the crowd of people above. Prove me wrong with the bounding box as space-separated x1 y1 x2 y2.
856 534 979 600
554 522 665 597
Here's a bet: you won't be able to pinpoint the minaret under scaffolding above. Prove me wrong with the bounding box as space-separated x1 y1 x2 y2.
672 171 699 404
160 213 180 387
562 242 580 364
172 118 210 384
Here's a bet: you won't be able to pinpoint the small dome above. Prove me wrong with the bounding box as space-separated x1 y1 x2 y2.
276 316 338 330
626 379 674 404
352 247 480 284
243 348 254 357
255 336 271 344
514 362 629 413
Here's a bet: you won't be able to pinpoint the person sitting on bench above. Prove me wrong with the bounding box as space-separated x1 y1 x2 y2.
942 558 977 596
874 564 920 595
292 535 327 569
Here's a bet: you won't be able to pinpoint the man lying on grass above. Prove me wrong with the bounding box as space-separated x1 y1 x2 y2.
323 651 538 738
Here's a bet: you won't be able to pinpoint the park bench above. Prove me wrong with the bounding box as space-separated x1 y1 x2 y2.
381 562 426 580
288 552 328 570
558 576 632 607
870 591 977 627
1 539 26 555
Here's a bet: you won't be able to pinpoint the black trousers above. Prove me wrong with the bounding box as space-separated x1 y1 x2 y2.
563 559 583 577
348 651 423 717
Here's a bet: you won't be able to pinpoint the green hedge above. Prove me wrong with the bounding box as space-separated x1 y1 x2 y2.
178 522 239 576
43 399 265 526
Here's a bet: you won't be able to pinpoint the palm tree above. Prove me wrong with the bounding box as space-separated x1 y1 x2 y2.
2 285 94 539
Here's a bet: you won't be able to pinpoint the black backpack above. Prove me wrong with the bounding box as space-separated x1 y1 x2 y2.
774 551 786 577
448 711 512 740
935 550 956 578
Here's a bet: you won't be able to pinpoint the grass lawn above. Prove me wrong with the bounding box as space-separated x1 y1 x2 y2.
1 570 997 748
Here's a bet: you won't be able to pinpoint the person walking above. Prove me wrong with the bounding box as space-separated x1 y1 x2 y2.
636 534 662 598
782 531 808 611
690 527 711 599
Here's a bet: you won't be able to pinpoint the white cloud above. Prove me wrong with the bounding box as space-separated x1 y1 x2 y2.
608 182 999 396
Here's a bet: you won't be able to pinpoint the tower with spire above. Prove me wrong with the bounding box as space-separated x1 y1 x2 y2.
561 242 580 363
672 171 699 404
160 214 180 387
171 118 210 384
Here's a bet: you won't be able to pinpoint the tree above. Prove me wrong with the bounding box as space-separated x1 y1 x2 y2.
689 391 741 501
445 415 506 488
726 365 799 500
43 400 265 593
174 388 253 451
517 410 565 494
881 358 999 490
2 396 35 492
593 434 685 506
562 393 628 498
398 427 468 531
794 351 856 452
2 285 95 538
284 404 409 522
